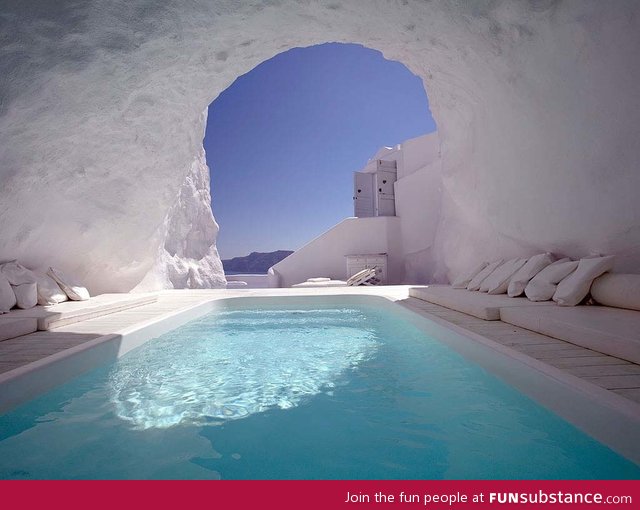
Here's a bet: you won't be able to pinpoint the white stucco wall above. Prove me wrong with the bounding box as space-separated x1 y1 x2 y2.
225 274 276 289
352 132 443 284
273 133 440 287
395 160 443 282
397 134 441 180
1 1 639 292
272 217 402 288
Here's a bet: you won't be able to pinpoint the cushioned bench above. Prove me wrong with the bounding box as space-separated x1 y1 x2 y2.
3 293 158 331
409 285 554 320
500 305 640 364
292 280 350 288
0 317 38 341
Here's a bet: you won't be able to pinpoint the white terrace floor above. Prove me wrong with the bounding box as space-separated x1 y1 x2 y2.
1 286 639 409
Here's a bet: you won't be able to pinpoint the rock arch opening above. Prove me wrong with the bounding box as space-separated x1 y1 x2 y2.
203 42 436 274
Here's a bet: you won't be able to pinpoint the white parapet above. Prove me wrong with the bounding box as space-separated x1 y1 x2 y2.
271 216 402 288
225 274 278 289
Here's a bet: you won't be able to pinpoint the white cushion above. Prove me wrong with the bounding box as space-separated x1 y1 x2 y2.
500 305 640 364
524 258 577 302
466 259 503 291
47 267 90 301
409 286 554 321
0 274 17 312
0 316 38 341
12 282 38 309
553 255 615 306
451 261 488 289
292 280 348 288
0 261 36 285
307 277 331 283
591 273 640 311
34 271 68 305
507 253 555 297
481 258 528 295
225 281 248 288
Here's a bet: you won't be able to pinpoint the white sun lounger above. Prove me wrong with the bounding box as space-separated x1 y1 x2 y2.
292 268 382 288
347 267 381 286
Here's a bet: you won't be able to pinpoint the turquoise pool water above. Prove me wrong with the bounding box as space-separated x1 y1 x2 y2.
0 303 638 479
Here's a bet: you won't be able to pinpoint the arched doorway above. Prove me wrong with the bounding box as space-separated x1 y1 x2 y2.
204 43 436 280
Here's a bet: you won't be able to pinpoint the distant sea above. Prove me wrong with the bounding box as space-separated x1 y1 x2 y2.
222 250 293 275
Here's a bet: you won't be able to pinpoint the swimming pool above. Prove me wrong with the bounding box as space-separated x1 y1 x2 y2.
0 296 638 479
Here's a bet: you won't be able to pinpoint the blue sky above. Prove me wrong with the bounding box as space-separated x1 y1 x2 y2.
204 43 436 259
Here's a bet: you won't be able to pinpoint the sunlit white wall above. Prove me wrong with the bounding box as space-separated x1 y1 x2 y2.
1 1 638 292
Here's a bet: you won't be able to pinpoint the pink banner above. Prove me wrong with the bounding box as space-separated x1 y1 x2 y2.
2 480 638 510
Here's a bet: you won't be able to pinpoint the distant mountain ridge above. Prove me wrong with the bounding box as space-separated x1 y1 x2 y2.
222 250 293 274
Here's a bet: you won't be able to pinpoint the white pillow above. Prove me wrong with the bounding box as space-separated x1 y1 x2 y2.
524 258 577 302
0 261 37 285
591 273 640 311
451 261 488 289
12 283 38 309
0 274 17 312
553 255 615 306
34 271 68 305
507 253 555 297
467 259 503 291
47 267 90 301
481 258 528 294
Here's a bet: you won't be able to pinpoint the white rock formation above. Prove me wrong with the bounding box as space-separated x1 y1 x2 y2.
1 0 639 292
133 134 226 291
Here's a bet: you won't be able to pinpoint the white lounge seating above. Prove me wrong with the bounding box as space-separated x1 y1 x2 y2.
410 284 640 365
226 281 248 288
292 280 351 288
347 268 381 286
0 316 38 341
409 285 555 320
2 293 158 332
500 305 640 364
292 268 382 288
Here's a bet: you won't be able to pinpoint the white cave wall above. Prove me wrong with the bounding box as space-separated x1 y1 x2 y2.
1 0 639 293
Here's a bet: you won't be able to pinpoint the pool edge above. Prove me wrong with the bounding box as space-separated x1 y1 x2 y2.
394 299 640 466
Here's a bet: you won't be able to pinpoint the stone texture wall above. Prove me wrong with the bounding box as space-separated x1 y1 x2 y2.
1 0 638 292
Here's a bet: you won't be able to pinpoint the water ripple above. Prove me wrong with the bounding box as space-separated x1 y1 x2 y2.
108 309 380 429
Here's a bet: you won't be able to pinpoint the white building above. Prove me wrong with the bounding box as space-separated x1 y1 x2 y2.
269 132 442 287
